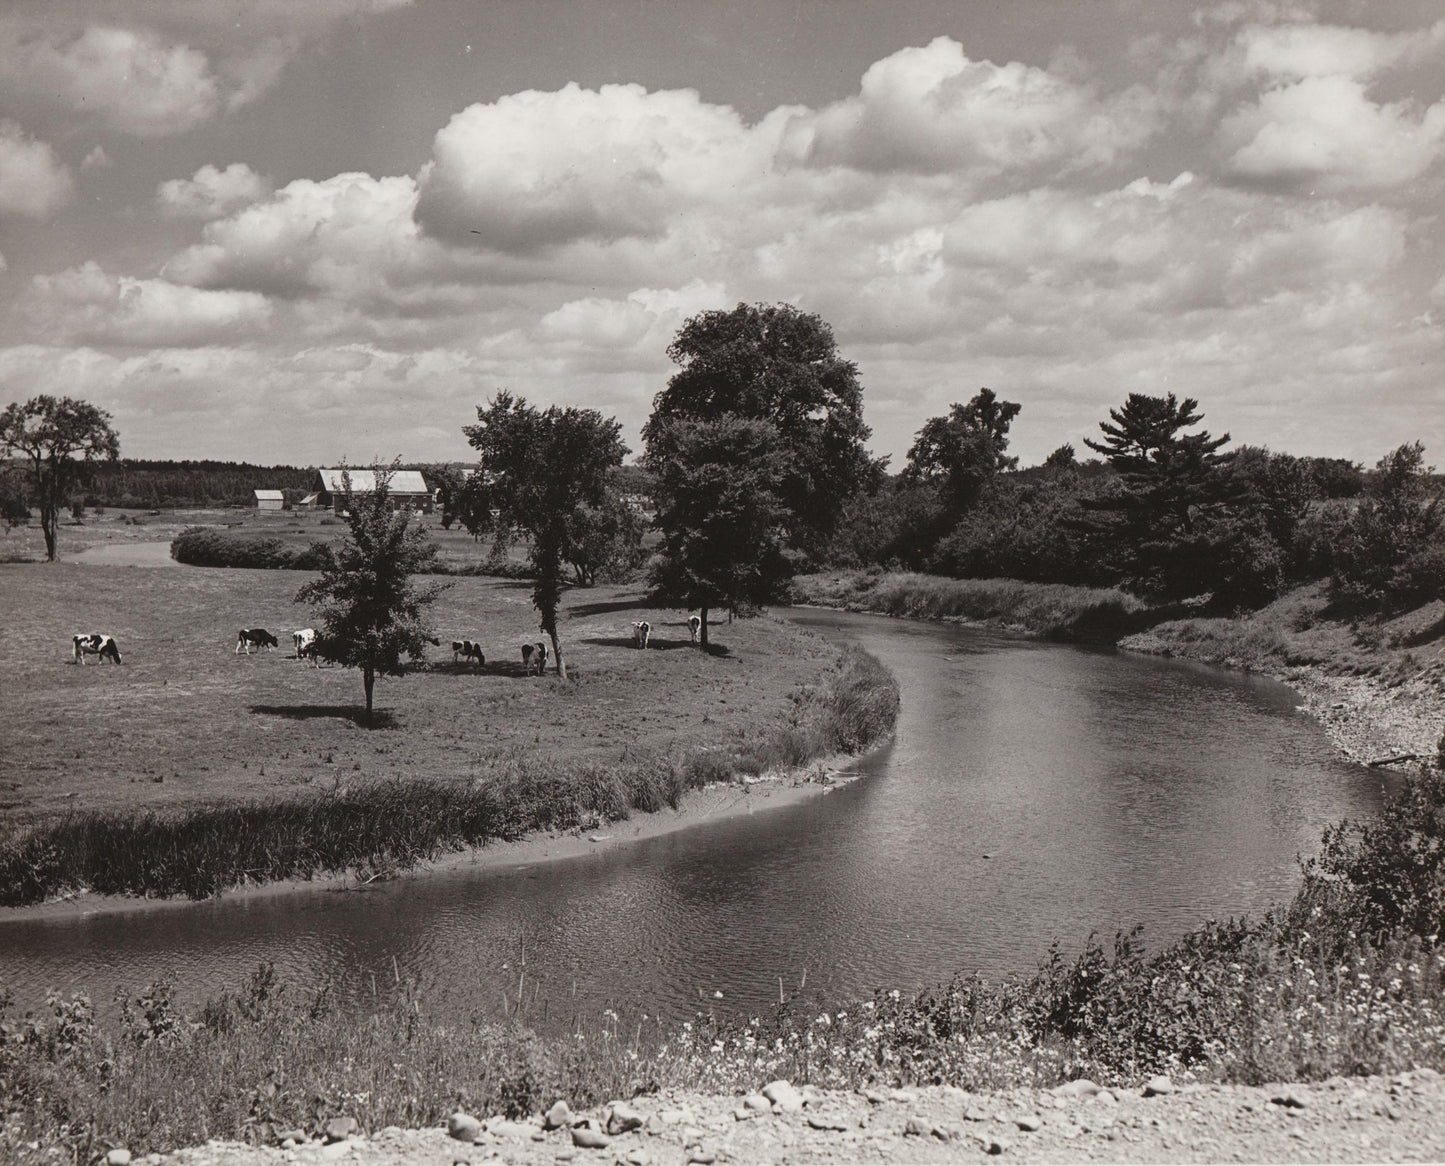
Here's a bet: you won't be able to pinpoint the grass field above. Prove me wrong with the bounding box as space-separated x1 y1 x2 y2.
0 560 842 837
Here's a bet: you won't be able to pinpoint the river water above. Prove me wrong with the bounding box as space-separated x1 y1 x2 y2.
0 608 1394 1025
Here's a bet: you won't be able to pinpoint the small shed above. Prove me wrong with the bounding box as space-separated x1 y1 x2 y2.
297 492 321 511
314 469 433 515
253 489 285 512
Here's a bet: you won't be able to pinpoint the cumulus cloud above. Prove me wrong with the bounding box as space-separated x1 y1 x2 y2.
1230 19 1445 83
1221 75 1445 190
29 261 273 347
782 37 1160 177
157 163 273 219
417 83 771 250
0 120 74 217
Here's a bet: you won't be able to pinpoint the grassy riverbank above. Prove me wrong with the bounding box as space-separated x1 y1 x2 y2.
4 765 1442 1159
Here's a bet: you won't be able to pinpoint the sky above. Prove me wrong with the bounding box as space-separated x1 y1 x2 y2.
0 0 1442 470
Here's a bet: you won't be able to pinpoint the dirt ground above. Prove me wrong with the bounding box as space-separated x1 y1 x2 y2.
87 1069 1445 1165
0 555 837 832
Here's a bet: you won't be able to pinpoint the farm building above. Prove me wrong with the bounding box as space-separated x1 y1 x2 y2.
253 489 285 512
297 492 321 511
313 468 432 515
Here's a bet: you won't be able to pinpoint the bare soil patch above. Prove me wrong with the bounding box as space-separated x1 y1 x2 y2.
0 562 837 834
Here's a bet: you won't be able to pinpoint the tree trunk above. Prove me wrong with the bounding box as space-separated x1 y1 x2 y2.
699 605 709 649
546 628 566 680
363 666 375 718
40 505 57 561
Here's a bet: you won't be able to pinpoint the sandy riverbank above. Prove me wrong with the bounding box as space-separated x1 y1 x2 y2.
0 758 869 924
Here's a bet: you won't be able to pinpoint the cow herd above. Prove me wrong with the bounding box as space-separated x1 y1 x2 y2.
71 614 705 671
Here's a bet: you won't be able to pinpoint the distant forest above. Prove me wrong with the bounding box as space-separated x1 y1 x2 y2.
72 460 320 509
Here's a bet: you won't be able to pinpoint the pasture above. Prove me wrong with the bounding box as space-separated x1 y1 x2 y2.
0 560 837 838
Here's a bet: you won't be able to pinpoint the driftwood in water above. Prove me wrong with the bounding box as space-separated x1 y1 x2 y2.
1367 752 1420 768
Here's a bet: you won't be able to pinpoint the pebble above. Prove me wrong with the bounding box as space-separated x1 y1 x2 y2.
904 1116 931 1137
1053 1078 1102 1101
274 1129 307 1146
1271 1089 1310 1109
606 1103 644 1136
105 1152 132 1166
1015 1113 1044 1132
1143 1075 1175 1097
806 1112 849 1132
987 1135 1012 1154
543 1101 574 1130
742 1093 772 1112
446 1113 481 1143
761 1080 804 1113
686 1153 715 1165
324 1117 358 1143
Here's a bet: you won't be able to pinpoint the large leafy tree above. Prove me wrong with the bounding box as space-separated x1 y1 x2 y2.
1078 393 1239 596
903 388 1022 511
642 303 876 560
295 464 444 720
562 483 645 586
464 392 626 677
646 417 792 648
1330 442 1444 606
0 395 120 560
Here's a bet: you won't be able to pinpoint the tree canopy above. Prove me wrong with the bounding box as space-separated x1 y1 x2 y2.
903 388 1022 510
295 464 444 719
643 302 875 559
645 416 792 647
0 395 119 560
464 391 627 677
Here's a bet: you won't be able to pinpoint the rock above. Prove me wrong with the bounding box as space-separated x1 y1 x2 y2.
324 1116 358 1143
656 1108 690 1125
105 1152 132 1166
762 1079 804 1113
1143 1075 1175 1097
1095 1089 1117 1106
544 1101 574 1130
889 1089 919 1104
686 1153 715 1165
1271 1089 1309 1109
964 1105 990 1122
806 1112 849 1132
447 1113 482 1143
987 1135 1012 1155
485 1120 533 1139
571 1125 610 1149
280 1140 296 1151
862 1089 887 1105
904 1116 931 1137
1053 1078 1103 1101
145 1157 161 1166
742 1093 772 1112
607 1101 644 1135
624 1150 650 1166
274 1129 308 1146
1015 1114 1044 1132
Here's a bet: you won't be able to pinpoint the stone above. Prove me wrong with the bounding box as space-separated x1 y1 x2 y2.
1271 1090 1309 1109
862 1089 887 1105
904 1116 931 1137
743 1093 772 1112
324 1116 358 1143
607 1101 644 1135
762 1079 804 1113
1053 1078 1103 1101
281 1141 296 1151
145 1158 161 1166
987 1135 1012 1155
274 1129 308 1146
1095 1089 1117 1106
105 1152 131 1166
806 1112 849 1132
1015 1114 1044 1132
964 1106 990 1123
544 1101 574 1130
486 1119 533 1139
572 1126 610 1149
1143 1075 1175 1097
889 1089 919 1104
624 1150 651 1166
447 1113 482 1143
686 1153 715 1165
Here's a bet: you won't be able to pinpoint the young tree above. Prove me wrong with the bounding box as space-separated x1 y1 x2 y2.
464 392 626 677
643 302 876 560
903 388 1022 510
295 464 444 720
646 416 792 648
0 395 120 560
562 485 645 586
1330 442 1444 606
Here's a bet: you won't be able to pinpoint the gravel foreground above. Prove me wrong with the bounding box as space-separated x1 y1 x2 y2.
94 1070 1445 1166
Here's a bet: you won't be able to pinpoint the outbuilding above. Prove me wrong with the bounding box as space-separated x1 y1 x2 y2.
314 469 432 515
253 489 285 512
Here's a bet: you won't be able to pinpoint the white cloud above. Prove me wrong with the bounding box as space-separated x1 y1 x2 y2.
0 121 74 217
1231 19 1445 82
80 146 112 173
29 261 273 347
1221 75 1445 190
157 163 273 219
782 36 1161 177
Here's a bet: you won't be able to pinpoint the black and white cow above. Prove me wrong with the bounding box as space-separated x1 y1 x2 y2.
632 620 651 649
687 615 702 643
236 628 279 654
293 627 317 662
73 632 122 665
521 640 548 675
452 639 485 666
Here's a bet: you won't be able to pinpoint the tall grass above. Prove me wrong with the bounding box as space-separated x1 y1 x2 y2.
0 646 899 907
5 766 1443 1159
794 568 1150 642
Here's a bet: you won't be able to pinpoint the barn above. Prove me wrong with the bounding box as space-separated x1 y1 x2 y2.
253 489 285 512
314 469 432 515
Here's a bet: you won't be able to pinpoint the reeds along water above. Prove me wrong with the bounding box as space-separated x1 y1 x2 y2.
0 645 901 906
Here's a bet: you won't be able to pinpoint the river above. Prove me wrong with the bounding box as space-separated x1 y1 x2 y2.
0 608 1395 1026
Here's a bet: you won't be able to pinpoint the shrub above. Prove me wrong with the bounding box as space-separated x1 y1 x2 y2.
169 528 327 571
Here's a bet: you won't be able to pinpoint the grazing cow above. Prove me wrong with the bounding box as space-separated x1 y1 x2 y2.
521 640 548 675
73 633 122 665
452 639 485 666
632 620 651 649
236 628 279 654
688 615 702 643
293 628 317 661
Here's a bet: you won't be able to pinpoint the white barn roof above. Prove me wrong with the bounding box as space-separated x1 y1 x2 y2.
317 469 429 495
253 489 285 501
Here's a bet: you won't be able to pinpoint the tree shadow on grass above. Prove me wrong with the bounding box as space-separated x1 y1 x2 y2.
579 635 695 652
567 597 657 618
250 704 399 729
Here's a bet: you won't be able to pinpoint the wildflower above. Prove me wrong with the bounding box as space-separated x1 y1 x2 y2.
713 990 724 999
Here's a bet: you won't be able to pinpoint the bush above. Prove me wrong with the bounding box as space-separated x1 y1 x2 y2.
169 528 328 571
